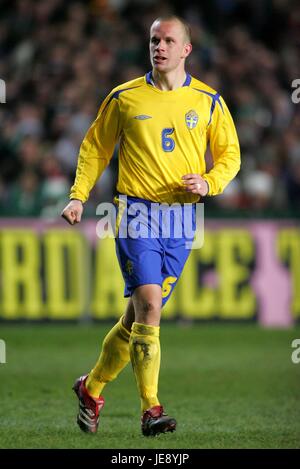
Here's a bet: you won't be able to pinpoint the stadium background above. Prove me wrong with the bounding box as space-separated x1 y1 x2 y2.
0 0 300 450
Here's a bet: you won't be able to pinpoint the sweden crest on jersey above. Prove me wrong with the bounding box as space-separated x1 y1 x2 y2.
185 110 198 129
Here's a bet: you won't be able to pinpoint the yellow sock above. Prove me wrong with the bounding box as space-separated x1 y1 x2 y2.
129 322 161 413
86 315 130 397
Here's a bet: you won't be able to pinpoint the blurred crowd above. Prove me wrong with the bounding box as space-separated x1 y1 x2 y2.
0 0 299 218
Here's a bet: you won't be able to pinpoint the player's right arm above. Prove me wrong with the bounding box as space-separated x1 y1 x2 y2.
61 90 121 224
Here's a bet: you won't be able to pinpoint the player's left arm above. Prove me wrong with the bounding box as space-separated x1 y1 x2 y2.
201 95 241 196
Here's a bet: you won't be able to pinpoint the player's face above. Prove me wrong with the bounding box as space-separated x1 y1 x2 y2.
149 20 191 73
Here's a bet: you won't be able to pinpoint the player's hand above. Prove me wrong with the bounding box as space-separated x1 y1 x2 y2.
61 199 83 225
182 174 209 196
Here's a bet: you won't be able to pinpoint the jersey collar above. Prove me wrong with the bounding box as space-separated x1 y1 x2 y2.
146 71 191 88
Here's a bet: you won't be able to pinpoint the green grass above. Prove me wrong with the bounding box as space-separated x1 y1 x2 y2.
0 322 299 449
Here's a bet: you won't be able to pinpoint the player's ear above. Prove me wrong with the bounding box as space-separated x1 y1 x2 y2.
182 43 192 58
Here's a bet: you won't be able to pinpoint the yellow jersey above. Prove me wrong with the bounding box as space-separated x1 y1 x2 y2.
70 72 240 204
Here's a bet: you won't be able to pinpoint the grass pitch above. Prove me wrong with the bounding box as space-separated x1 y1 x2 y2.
0 322 299 449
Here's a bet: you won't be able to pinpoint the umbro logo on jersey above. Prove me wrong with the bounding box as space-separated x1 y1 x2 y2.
134 115 152 120
185 110 198 129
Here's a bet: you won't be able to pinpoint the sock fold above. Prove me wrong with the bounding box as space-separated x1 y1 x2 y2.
131 322 160 337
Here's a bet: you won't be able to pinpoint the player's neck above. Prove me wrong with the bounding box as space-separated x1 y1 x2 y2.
151 69 187 91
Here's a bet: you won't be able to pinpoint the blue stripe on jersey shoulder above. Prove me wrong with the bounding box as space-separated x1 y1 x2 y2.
193 88 224 126
104 86 141 110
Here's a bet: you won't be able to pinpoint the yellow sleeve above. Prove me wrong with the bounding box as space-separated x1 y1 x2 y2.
202 95 240 196
70 91 121 202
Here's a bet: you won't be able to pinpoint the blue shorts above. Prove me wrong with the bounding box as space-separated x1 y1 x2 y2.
114 195 196 306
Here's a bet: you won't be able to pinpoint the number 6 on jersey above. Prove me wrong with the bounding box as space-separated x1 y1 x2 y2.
162 128 175 152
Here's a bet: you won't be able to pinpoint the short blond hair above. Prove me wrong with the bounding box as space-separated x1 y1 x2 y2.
151 16 192 43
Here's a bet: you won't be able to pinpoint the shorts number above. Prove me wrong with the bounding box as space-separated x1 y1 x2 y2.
162 276 177 298
162 128 175 152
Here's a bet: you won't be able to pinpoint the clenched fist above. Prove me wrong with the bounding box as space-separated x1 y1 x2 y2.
61 199 83 225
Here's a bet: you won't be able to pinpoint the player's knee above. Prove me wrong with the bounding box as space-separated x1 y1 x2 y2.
134 299 161 325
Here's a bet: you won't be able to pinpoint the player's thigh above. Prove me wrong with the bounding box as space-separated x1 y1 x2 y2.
115 235 163 297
